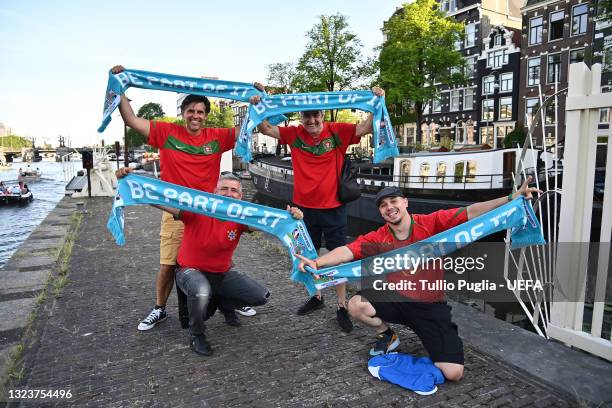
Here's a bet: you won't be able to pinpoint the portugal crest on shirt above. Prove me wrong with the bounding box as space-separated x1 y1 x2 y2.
227 229 238 241
323 139 333 152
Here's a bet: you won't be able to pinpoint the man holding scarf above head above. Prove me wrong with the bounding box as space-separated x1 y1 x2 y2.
249 86 385 333
296 177 541 382
112 65 265 331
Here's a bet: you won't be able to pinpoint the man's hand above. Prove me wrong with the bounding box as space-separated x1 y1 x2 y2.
287 205 303 220
296 253 318 274
254 82 266 92
111 65 125 74
115 167 133 179
512 176 542 200
249 95 262 105
372 87 385 97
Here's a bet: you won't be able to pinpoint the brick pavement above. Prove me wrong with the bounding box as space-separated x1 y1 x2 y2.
10 198 577 407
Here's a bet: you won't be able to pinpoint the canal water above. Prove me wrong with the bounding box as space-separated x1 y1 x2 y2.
0 161 68 268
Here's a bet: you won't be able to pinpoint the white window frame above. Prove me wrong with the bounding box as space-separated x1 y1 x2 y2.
499 72 513 92
463 88 475 110
499 97 513 120
450 90 461 112
547 52 562 84
529 16 543 45
527 57 541 86
433 98 441 113
548 10 565 42
465 23 476 48
525 98 540 125
483 76 496 95
570 3 588 36
482 99 494 121
599 108 610 124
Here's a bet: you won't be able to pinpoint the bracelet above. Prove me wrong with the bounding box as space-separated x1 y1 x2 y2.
507 193 513 202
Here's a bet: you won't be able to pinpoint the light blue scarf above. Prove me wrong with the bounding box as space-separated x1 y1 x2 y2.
107 175 544 294
97 68 286 133
235 91 399 163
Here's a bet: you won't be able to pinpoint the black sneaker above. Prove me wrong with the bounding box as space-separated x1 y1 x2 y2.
336 307 353 333
369 331 400 356
137 307 167 331
223 309 241 327
297 296 324 315
191 335 212 356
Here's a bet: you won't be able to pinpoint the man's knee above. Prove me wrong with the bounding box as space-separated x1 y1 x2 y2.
437 363 464 382
348 295 371 318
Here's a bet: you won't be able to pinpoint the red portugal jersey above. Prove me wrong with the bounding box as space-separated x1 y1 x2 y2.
346 208 468 302
148 121 235 193
279 122 359 209
177 211 248 273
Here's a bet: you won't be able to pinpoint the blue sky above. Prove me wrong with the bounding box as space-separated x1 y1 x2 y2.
0 0 401 147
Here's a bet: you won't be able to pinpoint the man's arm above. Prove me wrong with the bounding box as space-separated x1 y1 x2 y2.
111 65 150 139
296 246 355 272
466 176 541 220
355 87 385 137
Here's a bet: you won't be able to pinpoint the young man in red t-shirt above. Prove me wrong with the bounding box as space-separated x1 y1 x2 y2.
112 65 263 331
297 178 540 382
249 87 385 333
148 173 303 355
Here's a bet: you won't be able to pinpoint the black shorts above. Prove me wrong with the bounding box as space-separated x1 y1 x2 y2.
302 205 347 251
358 290 464 364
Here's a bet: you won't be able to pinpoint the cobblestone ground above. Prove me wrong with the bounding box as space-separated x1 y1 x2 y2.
15 198 575 407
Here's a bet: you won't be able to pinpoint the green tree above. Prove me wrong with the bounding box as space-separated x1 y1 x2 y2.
126 102 166 148
379 0 467 141
294 13 375 121
0 135 32 148
137 102 165 120
204 103 234 128
266 62 297 93
503 125 527 148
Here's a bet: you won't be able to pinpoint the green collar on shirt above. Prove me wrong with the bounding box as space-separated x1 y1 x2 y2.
162 135 220 155
388 214 415 242
291 133 342 155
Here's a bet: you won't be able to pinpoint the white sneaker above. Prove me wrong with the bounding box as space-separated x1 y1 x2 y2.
138 308 167 331
236 307 256 317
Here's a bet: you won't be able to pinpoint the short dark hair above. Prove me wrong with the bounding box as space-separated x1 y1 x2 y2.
181 95 211 114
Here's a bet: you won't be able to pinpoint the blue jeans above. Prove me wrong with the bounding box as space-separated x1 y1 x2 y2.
175 267 269 336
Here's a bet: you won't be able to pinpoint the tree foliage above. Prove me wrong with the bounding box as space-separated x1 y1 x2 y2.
266 62 297 93
137 102 165 120
294 14 375 93
379 0 467 138
0 135 33 148
503 125 527 148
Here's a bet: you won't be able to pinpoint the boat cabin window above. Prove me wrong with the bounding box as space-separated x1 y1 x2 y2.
454 160 477 183
436 162 447 183
419 163 431 182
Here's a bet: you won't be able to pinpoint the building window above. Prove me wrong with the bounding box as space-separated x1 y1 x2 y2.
482 99 494 121
570 48 585 65
494 34 503 46
463 88 474 110
480 127 494 146
449 0 457 12
483 76 496 94
529 16 543 45
549 10 565 41
526 98 540 125
465 56 477 77
545 100 557 124
571 4 588 36
433 98 441 112
600 108 611 124
465 23 476 47
547 53 562 83
423 101 431 115
450 90 461 111
499 97 513 119
439 0 448 12
496 125 514 148
488 50 508 68
528 57 541 86
500 72 513 92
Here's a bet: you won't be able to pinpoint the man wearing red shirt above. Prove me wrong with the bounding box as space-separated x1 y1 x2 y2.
297 179 539 382
112 65 262 331
250 87 385 333
144 173 303 355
